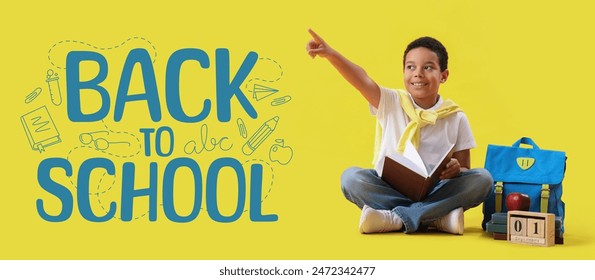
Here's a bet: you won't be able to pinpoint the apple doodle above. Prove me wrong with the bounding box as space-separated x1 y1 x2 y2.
269 139 293 165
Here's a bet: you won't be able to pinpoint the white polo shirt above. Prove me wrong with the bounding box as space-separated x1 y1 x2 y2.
371 86 476 174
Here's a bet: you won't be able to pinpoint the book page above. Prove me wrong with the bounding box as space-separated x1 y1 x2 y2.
386 141 428 177
402 140 426 175
428 143 456 176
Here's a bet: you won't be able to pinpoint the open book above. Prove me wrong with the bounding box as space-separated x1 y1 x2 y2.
381 141 455 202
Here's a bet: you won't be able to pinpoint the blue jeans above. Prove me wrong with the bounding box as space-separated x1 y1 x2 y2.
341 167 493 233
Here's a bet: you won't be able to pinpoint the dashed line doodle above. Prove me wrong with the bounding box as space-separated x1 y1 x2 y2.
47 36 157 70
244 57 284 93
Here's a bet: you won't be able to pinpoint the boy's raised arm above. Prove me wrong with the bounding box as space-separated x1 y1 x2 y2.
306 29 381 108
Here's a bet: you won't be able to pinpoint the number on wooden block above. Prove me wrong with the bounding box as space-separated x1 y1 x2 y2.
527 218 545 238
509 217 527 237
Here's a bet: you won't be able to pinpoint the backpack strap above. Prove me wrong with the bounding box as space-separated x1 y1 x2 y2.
495 181 504 213
541 184 550 213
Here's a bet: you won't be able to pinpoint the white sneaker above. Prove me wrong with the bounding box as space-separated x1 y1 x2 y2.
359 205 403 234
431 207 464 235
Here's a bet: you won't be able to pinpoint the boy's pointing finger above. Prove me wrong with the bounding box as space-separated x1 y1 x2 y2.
308 28 325 44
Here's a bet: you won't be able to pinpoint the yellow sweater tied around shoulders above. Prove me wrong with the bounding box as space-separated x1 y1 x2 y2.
372 90 462 164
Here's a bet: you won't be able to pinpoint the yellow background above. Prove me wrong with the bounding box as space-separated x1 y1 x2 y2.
1 0 594 259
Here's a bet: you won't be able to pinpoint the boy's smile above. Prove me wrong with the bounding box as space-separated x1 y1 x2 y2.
403 47 449 109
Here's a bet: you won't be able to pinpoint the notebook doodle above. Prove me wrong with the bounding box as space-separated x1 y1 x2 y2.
21 106 61 152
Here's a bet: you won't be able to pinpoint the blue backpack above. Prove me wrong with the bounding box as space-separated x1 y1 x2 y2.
482 137 566 232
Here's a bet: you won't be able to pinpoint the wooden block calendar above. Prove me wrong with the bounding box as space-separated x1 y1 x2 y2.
507 211 555 247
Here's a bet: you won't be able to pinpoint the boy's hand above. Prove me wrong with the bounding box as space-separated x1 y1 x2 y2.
306 28 333 58
440 158 461 180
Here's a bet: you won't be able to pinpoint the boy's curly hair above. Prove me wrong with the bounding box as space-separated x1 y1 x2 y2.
403 37 448 71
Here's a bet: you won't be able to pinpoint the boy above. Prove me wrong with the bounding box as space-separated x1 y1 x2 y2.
306 29 492 234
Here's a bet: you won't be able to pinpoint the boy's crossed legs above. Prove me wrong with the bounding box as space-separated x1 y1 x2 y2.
341 167 492 234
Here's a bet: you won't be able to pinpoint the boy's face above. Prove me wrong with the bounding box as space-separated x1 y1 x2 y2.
403 47 449 108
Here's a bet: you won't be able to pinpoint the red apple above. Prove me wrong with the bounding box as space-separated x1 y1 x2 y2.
506 192 531 211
